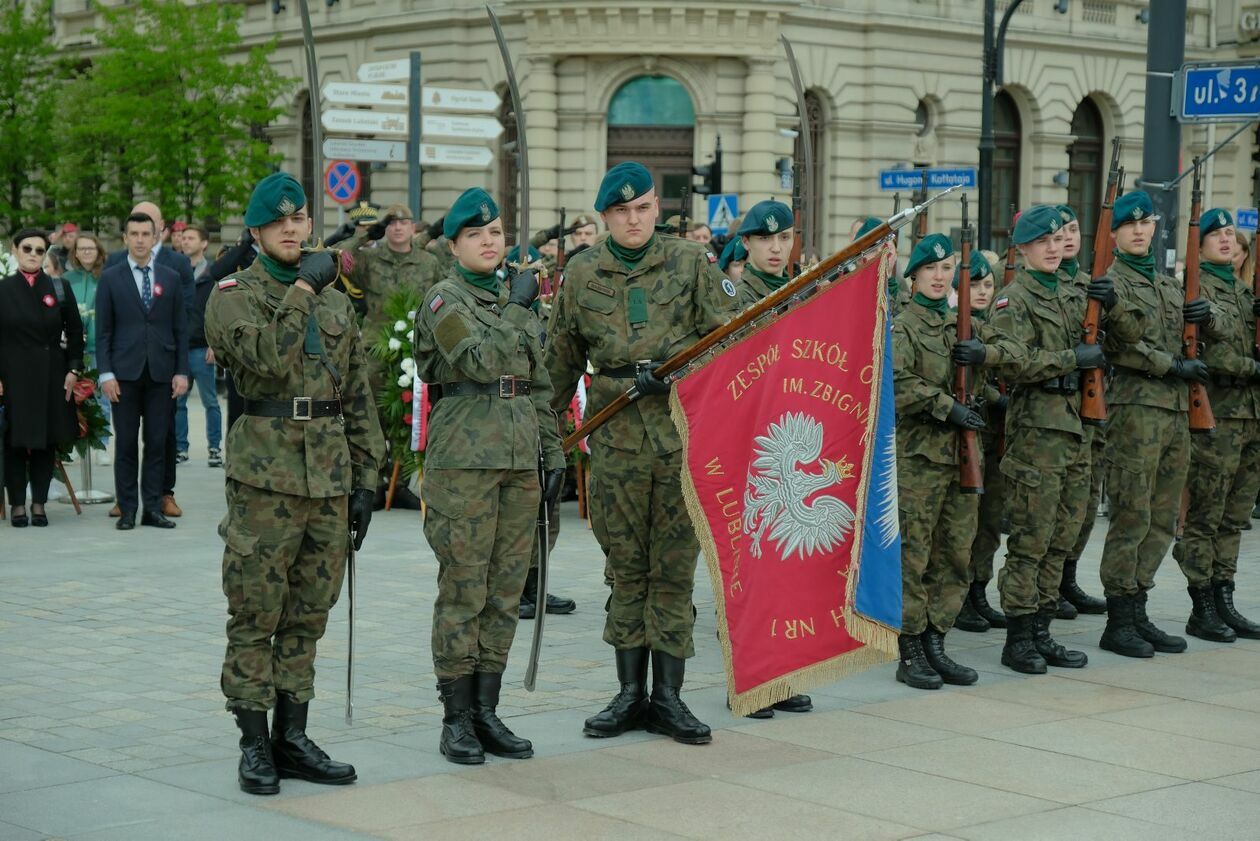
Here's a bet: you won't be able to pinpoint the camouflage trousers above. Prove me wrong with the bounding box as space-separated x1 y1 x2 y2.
1066 423 1107 564
1100 404 1189 597
1173 416 1260 587
220 480 348 712
996 428 1091 617
898 454 977 636
968 430 1005 583
423 468 538 680
590 444 698 659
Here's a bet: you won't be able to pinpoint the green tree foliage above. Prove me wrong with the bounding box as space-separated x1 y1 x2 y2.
0 1 59 232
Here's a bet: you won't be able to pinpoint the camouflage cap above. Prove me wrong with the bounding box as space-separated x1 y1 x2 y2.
1199 207 1234 241
443 187 499 240
903 232 954 278
595 161 654 212
737 200 794 237
718 236 748 270
952 248 993 289
1012 204 1062 245
1112 191 1155 230
382 203 413 223
244 172 306 227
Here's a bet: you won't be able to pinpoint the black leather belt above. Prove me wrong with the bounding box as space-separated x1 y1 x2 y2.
599 360 661 378
243 398 342 420
442 376 531 398
1212 374 1251 388
1113 365 1165 381
1039 372 1081 394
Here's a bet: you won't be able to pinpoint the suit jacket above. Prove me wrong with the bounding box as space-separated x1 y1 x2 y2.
95 259 189 383
107 244 195 319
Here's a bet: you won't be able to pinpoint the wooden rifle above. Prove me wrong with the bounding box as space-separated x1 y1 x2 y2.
1184 159 1216 434
995 202 1017 457
955 194 984 493
913 171 928 246
678 185 690 238
560 185 963 452
1079 137 1122 426
1002 203 1017 286
543 207 566 298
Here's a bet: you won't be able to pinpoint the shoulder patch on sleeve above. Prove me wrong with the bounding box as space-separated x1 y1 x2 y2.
429 293 445 313
433 311 472 355
707 251 718 264
217 278 238 290
721 277 738 298
994 297 1009 310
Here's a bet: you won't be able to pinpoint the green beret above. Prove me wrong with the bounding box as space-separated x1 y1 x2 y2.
244 172 306 227
718 237 747 270
1112 191 1155 230
855 216 882 239
737 200 794 236
1012 205 1062 245
903 233 954 278
444 187 499 240
594 161 654 212
1200 207 1234 241
506 244 541 263
1055 204 1077 225
953 249 993 289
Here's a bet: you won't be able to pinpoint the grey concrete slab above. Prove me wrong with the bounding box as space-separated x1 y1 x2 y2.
0 775 232 837
0 739 117 794
66 804 386 841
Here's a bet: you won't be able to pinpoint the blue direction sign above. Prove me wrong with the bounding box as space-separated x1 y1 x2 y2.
707 194 738 235
1176 63 1260 122
323 160 361 206
878 167 977 192
1236 208 1259 232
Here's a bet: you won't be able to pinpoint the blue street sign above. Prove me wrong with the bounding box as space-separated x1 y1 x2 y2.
1236 208 1259 232
707 193 738 235
323 160 361 205
878 167 977 192
1176 63 1260 122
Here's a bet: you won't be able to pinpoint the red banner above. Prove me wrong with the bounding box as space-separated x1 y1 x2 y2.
671 250 900 716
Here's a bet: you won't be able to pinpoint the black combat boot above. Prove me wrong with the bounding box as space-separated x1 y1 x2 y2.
518 566 576 620
1001 614 1048 674
234 709 279 795
970 581 1007 628
895 633 943 690
1133 590 1187 653
270 694 357 784
471 672 533 758
1033 609 1088 668
583 648 649 737
1099 595 1154 658
1056 596 1079 620
1059 560 1106 614
645 651 712 744
772 694 813 713
437 676 485 764
953 591 990 633
921 628 978 685
1186 585 1237 643
1214 581 1260 640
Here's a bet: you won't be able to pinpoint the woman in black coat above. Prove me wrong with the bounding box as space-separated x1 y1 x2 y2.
0 228 85 527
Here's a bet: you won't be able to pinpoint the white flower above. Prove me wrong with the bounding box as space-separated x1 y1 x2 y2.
400 357 415 372
388 337 402 351
394 320 408 333
407 310 417 320
397 373 413 388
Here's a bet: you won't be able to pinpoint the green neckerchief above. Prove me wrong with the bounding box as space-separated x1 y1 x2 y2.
1028 269 1059 291
1201 260 1236 287
970 307 989 322
456 264 502 295
1114 248 1155 281
606 234 655 271
259 253 320 354
1059 256 1080 278
912 292 948 315
888 275 900 301
746 264 789 291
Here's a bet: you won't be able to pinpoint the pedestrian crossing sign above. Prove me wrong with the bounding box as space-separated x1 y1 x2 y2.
708 194 738 235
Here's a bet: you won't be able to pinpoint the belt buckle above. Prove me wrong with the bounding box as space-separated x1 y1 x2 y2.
499 376 515 399
634 359 653 376
292 397 314 421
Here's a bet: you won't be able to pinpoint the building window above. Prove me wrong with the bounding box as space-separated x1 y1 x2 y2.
793 91 826 257
991 89 1022 255
1067 97 1105 268
606 75 696 217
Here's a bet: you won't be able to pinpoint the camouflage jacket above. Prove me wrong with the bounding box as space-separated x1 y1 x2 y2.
204 260 384 497
1197 267 1260 420
893 297 1022 465
414 271 564 472
735 267 784 309
990 268 1142 438
352 243 441 341
544 234 739 456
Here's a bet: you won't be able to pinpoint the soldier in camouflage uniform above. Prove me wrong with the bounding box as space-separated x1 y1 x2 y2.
544 162 740 744
718 235 747 284
1172 209 1260 642
1053 204 1109 620
987 206 1143 674
412 188 566 765
892 233 1022 690
204 173 384 795
1098 190 1217 658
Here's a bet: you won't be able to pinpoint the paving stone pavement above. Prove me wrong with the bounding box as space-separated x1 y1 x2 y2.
4 402 1260 839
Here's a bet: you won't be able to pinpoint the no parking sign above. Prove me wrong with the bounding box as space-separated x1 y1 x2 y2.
324 160 361 206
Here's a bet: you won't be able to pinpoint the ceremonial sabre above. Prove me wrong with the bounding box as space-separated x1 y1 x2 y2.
296 0 324 237
345 531 355 724
781 35 813 262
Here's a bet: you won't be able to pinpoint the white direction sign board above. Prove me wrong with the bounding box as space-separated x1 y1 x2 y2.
323 138 407 163
322 82 408 107
419 143 494 169
357 58 410 83
321 108 408 136
421 114 503 141
422 86 498 113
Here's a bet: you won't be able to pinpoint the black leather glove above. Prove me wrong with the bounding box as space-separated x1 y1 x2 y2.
297 251 339 293
366 220 388 241
348 488 375 550
426 217 445 240
994 393 1009 412
542 468 565 504
952 338 987 366
507 269 539 309
1253 296 1260 318
1183 297 1212 325
1170 356 1210 383
634 363 670 396
945 400 985 431
1073 342 1106 370
1087 277 1117 310
325 221 355 247
1252 360 1260 382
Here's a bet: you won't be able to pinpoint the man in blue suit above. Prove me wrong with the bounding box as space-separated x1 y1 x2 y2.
96 212 190 529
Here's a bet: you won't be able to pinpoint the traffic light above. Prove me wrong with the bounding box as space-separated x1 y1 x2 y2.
693 135 723 195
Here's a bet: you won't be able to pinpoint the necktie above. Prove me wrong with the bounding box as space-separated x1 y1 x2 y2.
140 265 152 311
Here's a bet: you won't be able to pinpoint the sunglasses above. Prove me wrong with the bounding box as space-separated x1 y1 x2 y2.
20 244 47 255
